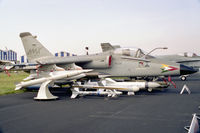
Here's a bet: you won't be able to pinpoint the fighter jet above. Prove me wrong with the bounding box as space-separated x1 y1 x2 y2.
19 32 197 81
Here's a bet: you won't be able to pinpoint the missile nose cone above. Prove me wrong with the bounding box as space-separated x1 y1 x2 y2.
148 82 160 88
82 69 93 73
180 64 198 75
15 85 22 90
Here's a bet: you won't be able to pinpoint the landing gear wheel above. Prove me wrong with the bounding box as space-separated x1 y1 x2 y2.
181 76 186 81
148 88 153 92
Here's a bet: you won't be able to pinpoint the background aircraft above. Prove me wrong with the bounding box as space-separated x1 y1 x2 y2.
0 60 14 76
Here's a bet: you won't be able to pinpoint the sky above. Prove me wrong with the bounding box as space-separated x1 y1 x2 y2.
0 0 200 59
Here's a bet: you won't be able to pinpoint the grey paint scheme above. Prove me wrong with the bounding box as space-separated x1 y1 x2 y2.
20 32 79 71
76 53 181 77
21 32 53 63
20 32 183 77
46 52 180 77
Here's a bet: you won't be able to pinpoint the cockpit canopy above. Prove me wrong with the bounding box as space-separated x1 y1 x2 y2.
114 47 154 58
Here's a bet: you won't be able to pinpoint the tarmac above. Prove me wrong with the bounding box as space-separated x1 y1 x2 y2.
0 76 200 133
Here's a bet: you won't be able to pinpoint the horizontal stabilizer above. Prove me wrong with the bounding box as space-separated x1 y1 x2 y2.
34 56 92 65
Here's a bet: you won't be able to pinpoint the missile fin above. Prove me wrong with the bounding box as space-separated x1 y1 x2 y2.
70 88 79 99
104 78 116 85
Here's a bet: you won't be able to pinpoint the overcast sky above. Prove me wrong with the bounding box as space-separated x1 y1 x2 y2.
0 0 200 58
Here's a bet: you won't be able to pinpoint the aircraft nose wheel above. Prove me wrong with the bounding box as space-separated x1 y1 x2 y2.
148 88 153 92
181 76 187 81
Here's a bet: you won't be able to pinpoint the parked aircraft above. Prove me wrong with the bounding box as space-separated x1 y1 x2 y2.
19 32 197 82
0 60 14 75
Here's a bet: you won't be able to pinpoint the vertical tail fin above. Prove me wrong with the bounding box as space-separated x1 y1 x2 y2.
101 43 114 52
101 43 120 52
19 32 53 63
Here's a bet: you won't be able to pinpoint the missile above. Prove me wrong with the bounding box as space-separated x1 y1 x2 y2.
101 78 161 92
73 78 161 93
15 69 92 90
113 81 161 91
70 88 122 99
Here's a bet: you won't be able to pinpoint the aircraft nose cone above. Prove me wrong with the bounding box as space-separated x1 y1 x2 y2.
180 64 198 75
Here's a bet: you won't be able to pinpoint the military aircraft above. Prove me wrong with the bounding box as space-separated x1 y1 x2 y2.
0 60 14 76
19 32 197 82
0 59 39 77
156 52 200 80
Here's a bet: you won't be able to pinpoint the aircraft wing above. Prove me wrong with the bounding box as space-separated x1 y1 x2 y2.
35 56 92 65
177 59 200 63
157 55 200 63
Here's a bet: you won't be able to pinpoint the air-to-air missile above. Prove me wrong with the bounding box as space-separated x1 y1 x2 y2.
15 69 92 90
71 78 162 98
70 87 122 99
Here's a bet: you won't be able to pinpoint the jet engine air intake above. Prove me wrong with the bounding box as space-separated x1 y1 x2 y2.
83 55 112 69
